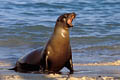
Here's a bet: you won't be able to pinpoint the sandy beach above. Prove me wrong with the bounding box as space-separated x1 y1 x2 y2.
0 60 120 80
1 0 120 80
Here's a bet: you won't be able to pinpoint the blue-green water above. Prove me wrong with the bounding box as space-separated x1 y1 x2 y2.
0 0 120 67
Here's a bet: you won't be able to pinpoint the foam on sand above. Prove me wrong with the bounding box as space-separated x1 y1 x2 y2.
74 60 120 66
0 61 11 67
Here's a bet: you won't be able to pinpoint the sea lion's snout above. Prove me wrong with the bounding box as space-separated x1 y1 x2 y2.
57 12 76 28
67 12 76 27
71 12 76 19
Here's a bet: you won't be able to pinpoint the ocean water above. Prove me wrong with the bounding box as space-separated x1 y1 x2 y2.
0 0 120 74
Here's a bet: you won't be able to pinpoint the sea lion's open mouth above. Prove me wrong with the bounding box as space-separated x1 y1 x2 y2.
67 12 76 27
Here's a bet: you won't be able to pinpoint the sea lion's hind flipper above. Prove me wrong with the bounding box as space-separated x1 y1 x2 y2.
65 59 74 74
8 66 17 70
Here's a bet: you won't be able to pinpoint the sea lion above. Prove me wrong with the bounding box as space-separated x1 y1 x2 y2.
11 12 76 74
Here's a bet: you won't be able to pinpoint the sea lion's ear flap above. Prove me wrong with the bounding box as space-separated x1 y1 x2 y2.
62 14 68 22
62 18 66 22
57 15 65 22
57 14 68 22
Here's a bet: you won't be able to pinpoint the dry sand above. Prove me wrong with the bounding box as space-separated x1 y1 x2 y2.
0 60 120 80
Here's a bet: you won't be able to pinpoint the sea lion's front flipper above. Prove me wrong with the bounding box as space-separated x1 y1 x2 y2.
45 54 49 71
65 47 74 74
65 58 74 74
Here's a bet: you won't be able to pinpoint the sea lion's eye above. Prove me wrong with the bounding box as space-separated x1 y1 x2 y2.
64 14 68 18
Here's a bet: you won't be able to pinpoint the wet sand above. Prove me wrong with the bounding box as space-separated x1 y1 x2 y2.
0 60 120 80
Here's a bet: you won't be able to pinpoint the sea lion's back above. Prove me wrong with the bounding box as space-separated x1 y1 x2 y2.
18 48 43 65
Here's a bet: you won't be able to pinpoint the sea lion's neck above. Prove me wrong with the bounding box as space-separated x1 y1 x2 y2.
45 22 70 53
53 22 69 39
47 22 70 52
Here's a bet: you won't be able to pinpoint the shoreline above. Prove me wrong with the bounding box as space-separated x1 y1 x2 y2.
0 60 120 80
74 60 120 66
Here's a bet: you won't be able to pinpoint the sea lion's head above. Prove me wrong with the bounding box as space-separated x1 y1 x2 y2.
57 12 76 28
